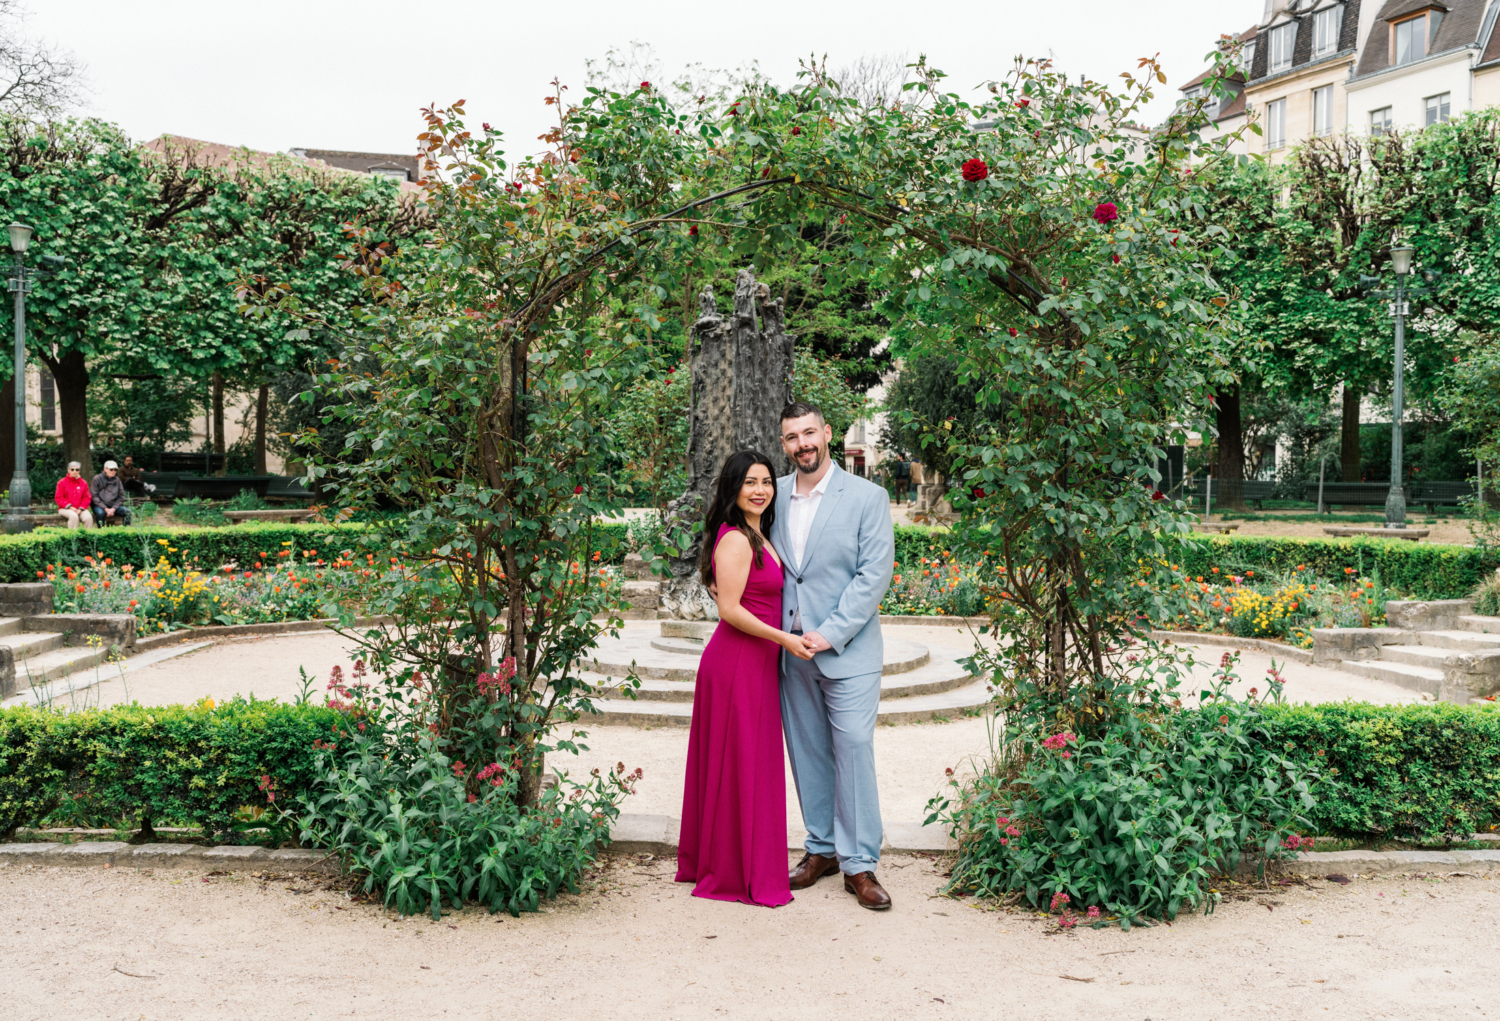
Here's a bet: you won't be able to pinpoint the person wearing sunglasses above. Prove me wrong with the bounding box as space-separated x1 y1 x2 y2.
54 462 95 529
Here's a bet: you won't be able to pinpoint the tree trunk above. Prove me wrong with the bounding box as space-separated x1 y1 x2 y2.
211 371 226 476
1340 384 1362 483
1214 386 1246 512
46 350 91 477
255 382 268 475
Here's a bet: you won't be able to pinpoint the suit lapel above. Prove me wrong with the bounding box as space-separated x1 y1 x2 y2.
773 475 793 566
797 465 845 575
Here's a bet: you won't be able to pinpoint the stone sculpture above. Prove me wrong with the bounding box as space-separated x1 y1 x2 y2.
659 269 794 619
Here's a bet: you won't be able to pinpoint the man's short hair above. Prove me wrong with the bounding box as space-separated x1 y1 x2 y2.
779 401 825 425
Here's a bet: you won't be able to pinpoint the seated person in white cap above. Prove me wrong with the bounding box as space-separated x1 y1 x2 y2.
54 462 94 529
90 460 132 526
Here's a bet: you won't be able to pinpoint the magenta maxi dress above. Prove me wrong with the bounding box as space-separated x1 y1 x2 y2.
675 523 793 907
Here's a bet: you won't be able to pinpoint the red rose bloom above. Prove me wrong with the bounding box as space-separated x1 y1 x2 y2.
1015 99 1030 108
640 81 651 90
1007 327 1018 337
961 158 989 182
574 486 584 495
1093 201 1119 224
1112 253 1121 264
791 125 801 135
482 122 492 131
1152 490 1166 502
689 225 698 236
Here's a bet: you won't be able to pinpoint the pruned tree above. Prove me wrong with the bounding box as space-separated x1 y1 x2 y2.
0 1 85 116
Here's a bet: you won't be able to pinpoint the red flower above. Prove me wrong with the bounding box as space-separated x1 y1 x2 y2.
972 487 987 499
574 485 584 495
761 166 771 178
482 122 492 132
961 158 989 182
1093 202 1119 224
639 81 651 90
688 225 698 236
1152 490 1166 502
1007 327 1018 337
791 125 801 135
1015 99 1030 108
1112 253 1121 264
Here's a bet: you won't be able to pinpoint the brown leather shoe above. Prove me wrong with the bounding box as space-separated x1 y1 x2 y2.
844 871 892 910
789 852 841 890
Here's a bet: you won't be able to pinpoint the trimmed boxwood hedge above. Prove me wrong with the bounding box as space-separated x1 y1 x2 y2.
1259 701 1500 841
0 523 376 581
1169 533 1500 600
0 698 346 839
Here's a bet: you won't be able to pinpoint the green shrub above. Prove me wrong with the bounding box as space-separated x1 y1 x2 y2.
0 523 375 581
1473 573 1500 617
1169 534 1500 600
297 736 635 918
1259 701 1500 841
930 649 1315 926
0 698 345 839
170 497 225 526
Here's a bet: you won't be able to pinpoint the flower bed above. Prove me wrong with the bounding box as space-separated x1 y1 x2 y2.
880 546 987 617
1162 563 1396 649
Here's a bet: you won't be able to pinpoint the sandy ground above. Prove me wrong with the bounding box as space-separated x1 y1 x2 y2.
2 857 1496 1021
50 623 1424 841
1218 516 1476 546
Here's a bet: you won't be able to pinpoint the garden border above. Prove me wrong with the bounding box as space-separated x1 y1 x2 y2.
1150 630 1314 664
5 825 1498 880
133 616 396 651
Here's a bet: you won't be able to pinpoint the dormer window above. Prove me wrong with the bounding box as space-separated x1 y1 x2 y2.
1241 40 1257 73
1183 85 1221 120
1392 9 1444 66
1313 4 1344 57
1269 23 1297 73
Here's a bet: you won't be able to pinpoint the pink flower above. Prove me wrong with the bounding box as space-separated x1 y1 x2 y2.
1061 750 1071 759
1050 892 1071 912
1087 905 1101 920
1092 202 1119 224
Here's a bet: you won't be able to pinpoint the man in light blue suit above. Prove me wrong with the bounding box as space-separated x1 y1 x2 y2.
771 402 896 910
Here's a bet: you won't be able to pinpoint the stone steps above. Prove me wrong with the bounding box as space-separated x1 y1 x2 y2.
1413 629 1500 651
1338 658 1445 698
1460 614 1500 634
581 676 995 727
586 653 974 704
589 633 934 681
1320 600 1500 703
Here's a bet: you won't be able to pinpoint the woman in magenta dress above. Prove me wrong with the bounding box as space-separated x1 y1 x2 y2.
676 450 813 907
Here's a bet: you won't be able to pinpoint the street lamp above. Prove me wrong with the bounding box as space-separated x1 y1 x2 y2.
4 222 35 534
1384 243 1415 530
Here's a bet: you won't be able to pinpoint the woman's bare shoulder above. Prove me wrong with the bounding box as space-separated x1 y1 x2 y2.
714 527 752 556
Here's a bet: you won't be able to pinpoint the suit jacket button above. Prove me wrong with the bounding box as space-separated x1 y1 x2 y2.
796 577 802 584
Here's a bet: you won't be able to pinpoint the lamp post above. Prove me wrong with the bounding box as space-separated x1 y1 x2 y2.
3 222 34 534
1384 243 1415 530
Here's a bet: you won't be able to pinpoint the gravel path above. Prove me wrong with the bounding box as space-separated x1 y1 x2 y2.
2 858 1495 1020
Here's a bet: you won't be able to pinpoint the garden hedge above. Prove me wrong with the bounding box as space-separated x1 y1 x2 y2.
1259 701 1500 841
0 523 379 581
1168 533 1500 600
0 698 345 840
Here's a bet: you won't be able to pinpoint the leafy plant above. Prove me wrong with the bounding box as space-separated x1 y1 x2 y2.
930 649 1315 926
169 497 224 526
1474 573 1500 617
294 731 639 918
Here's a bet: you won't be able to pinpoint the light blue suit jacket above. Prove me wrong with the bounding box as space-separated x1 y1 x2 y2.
771 464 895 679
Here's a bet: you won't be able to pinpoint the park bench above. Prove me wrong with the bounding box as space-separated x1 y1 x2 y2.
1304 481 1409 508
222 508 316 525
172 474 272 500
140 472 179 501
1410 479 1477 513
1189 478 1276 510
265 475 313 502
158 451 227 474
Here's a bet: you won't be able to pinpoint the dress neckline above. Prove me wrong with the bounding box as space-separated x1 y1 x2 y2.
716 522 782 570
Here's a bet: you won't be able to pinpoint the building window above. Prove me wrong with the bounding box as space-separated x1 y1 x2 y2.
1269 23 1297 73
39 368 55 432
1241 40 1257 74
1313 85 1334 136
1425 92 1451 126
1183 85 1221 119
1370 106 1393 135
1313 4 1344 57
1392 11 1441 66
1266 98 1287 149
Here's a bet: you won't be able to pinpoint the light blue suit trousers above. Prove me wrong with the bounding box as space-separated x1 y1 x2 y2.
773 464 895 875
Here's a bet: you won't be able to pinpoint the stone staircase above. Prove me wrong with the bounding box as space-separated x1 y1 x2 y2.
1313 599 1500 703
579 619 994 726
618 552 665 619
0 582 138 701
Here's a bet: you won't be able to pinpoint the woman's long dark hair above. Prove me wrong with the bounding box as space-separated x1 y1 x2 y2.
699 449 779 585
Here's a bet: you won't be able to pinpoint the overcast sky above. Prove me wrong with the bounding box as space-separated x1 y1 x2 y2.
34 0 1263 159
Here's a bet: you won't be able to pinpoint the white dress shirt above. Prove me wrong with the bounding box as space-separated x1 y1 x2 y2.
787 466 833 571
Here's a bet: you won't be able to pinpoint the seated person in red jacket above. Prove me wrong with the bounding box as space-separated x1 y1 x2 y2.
54 462 94 529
